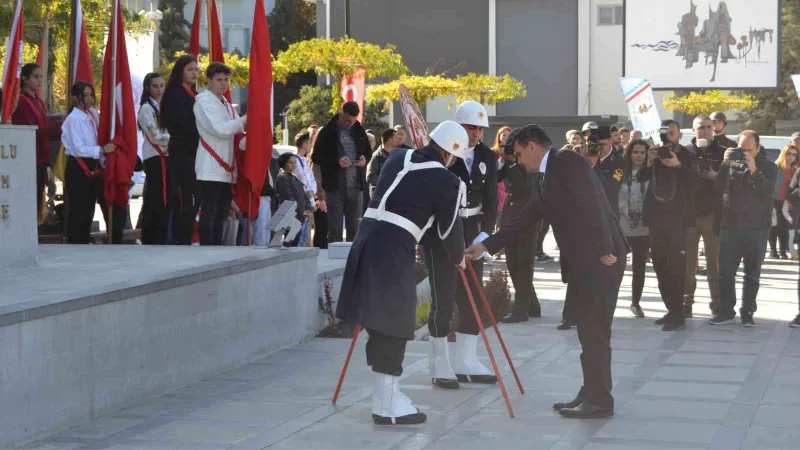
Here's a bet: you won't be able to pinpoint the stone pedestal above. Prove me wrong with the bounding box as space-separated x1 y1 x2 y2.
0 125 38 269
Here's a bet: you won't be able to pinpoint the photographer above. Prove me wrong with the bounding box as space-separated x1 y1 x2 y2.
582 123 624 217
684 115 726 317
639 119 694 331
710 131 777 327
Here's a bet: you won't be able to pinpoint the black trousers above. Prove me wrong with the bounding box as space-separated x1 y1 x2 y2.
313 209 328 249
770 200 790 253
141 157 170 245
36 165 47 218
649 227 687 322
366 328 407 376
536 219 550 253
427 216 482 337
627 235 650 304
65 156 101 244
168 154 199 245
197 180 234 246
506 222 540 315
719 228 769 315
325 186 362 243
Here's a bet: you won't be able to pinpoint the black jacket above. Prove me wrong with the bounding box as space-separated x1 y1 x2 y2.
498 160 536 227
685 138 726 219
161 85 199 162
639 144 695 230
366 146 391 195
714 134 738 149
484 149 629 279
311 115 371 193
276 171 307 221
716 150 777 229
450 141 498 233
597 148 625 217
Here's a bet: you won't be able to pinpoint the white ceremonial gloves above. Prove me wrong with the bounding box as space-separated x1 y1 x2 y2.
472 232 493 263
458 257 466 269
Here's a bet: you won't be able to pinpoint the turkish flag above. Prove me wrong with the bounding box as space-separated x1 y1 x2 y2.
340 68 365 124
1 0 23 124
233 0 273 219
208 0 231 102
98 0 137 210
69 0 95 87
188 0 201 57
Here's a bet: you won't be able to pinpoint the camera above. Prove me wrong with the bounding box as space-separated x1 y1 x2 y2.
728 148 746 161
657 145 673 160
584 123 602 156
628 209 643 230
694 139 711 173
658 126 670 145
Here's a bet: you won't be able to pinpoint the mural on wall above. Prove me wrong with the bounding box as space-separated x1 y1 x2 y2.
624 0 780 89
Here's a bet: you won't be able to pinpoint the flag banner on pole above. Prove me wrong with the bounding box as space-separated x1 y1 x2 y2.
619 76 662 144
341 68 365 124
189 0 201 57
1 0 24 123
208 0 231 102
99 0 138 209
233 0 273 219
398 84 429 149
791 75 800 102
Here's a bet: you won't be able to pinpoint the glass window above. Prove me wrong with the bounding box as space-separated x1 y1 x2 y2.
597 6 613 25
614 6 624 25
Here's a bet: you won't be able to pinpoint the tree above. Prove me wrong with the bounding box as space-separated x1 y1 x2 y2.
663 90 758 116
158 0 190 63
362 100 389 134
274 37 408 112
268 0 317 131
366 73 527 106
156 51 252 86
734 1 800 134
284 85 333 139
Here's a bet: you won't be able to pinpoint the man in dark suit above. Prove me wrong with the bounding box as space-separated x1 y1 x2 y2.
466 124 629 419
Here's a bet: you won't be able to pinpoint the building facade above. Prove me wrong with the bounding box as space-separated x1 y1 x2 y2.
313 0 675 124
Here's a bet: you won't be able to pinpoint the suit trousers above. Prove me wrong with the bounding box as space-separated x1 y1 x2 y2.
197 180 233 246
626 235 649 304
426 216 482 337
65 156 101 244
366 328 407 376
141 156 170 245
573 258 624 411
650 227 688 322
325 187 362 243
168 154 198 245
506 223 540 315
684 213 721 311
719 228 769 315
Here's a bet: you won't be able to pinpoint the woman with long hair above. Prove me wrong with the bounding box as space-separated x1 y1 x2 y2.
160 55 200 244
491 126 512 231
275 153 310 247
620 138 651 317
770 144 799 258
11 63 62 216
138 73 171 244
61 82 117 243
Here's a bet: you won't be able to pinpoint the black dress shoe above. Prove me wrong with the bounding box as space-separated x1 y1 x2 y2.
662 321 686 331
529 303 542 318
654 314 670 325
557 320 573 330
559 402 613 419
552 391 583 410
432 378 460 389
373 411 427 425
502 312 529 323
456 373 497 384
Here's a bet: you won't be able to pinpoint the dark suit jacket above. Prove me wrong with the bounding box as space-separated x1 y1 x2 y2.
484 149 629 284
449 142 498 232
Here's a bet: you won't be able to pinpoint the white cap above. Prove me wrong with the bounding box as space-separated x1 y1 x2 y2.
455 100 489 127
429 120 469 160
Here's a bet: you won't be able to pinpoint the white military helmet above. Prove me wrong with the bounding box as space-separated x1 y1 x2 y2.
429 120 469 160
455 100 489 128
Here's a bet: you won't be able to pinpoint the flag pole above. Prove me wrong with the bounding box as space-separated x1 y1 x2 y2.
206 0 213 55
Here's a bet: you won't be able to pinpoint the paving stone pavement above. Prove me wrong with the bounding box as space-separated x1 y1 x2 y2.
20 244 800 450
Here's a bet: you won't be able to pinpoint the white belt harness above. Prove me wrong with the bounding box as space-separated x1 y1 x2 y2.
459 205 482 218
364 150 466 243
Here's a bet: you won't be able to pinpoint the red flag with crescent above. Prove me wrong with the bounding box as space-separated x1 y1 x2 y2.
340 68 365 123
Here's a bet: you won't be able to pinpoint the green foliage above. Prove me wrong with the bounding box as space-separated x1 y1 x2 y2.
0 43 41 82
453 73 527 105
663 90 758 116
156 51 251 87
736 1 800 134
415 301 431 330
367 73 527 106
285 85 333 139
362 100 389 134
158 0 189 63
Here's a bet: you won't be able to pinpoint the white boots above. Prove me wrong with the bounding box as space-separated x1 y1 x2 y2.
371 372 426 425
452 333 497 384
429 337 459 389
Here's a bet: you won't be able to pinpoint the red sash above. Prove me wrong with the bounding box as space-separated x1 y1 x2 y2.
199 99 238 185
74 109 103 178
144 133 168 206
183 84 196 100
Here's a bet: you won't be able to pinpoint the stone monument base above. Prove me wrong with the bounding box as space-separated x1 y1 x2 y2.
0 245 345 446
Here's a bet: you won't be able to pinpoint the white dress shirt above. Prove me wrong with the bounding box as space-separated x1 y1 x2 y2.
539 148 551 174
62 107 101 159
464 147 475 176
138 101 170 161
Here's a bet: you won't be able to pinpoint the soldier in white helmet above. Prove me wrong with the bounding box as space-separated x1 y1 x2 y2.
426 100 499 390
335 120 468 425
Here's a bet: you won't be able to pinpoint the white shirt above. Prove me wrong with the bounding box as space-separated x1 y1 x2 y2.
539 148 551 174
138 101 170 161
193 90 245 183
294 154 317 194
464 147 476 176
62 107 101 159
599 148 612 164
